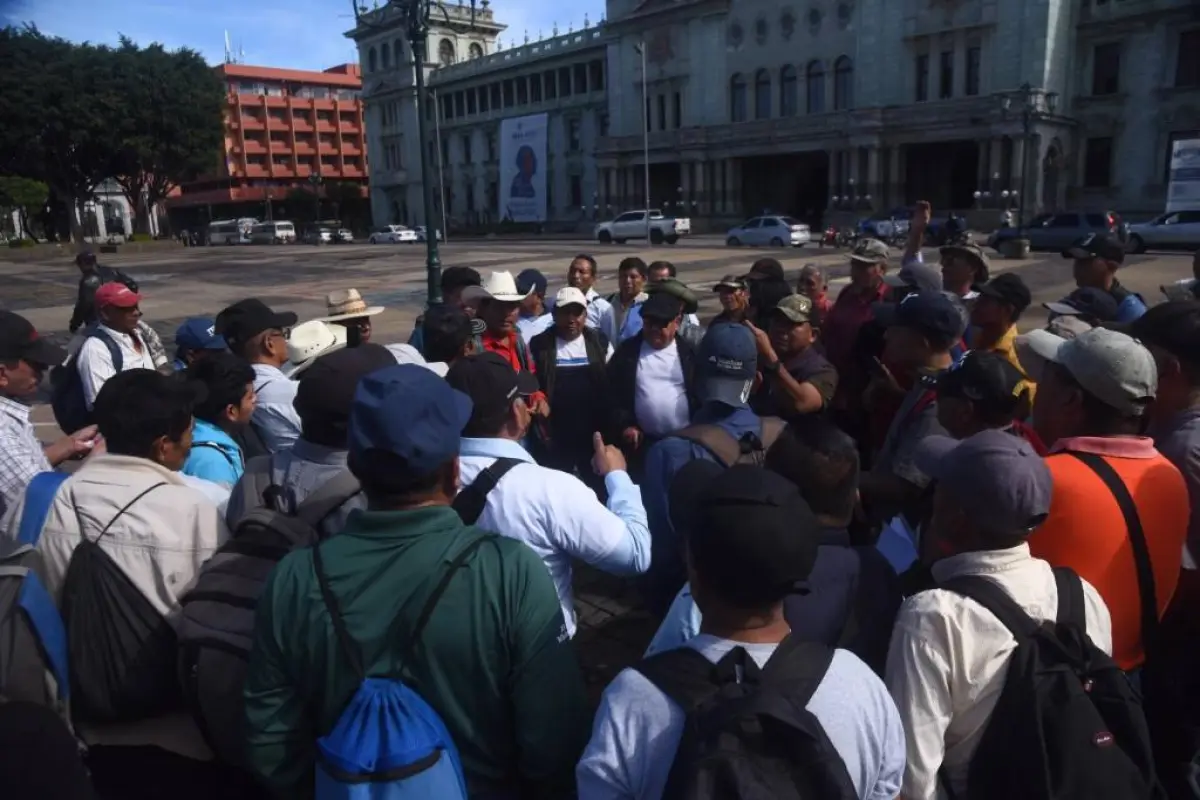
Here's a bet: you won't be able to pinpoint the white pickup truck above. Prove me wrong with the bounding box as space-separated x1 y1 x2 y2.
594 209 691 245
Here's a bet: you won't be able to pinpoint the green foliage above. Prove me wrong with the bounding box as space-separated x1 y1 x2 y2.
0 26 224 241
127 232 153 242
0 176 49 209
7 238 37 249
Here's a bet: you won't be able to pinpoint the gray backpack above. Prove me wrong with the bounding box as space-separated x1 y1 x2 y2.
176 471 360 768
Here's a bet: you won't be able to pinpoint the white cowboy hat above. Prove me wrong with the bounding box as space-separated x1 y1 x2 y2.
462 270 532 303
283 320 348 378
318 288 385 323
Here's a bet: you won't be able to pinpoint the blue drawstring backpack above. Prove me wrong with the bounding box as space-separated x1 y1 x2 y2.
312 536 489 799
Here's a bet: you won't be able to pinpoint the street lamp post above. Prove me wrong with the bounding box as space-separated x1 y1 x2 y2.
1000 83 1059 231
352 1 486 304
634 39 651 244
308 172 323 225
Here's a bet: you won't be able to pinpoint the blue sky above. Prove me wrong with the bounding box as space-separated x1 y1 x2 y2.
1 0 606 71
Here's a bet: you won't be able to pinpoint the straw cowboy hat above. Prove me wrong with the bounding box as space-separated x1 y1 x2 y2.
462 270 532 304
283 320 348 378
319 288 385 323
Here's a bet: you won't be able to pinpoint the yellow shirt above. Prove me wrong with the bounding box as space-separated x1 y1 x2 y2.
986 324 1037 410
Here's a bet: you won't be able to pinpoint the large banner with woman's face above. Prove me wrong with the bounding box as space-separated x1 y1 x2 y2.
499 113 548 222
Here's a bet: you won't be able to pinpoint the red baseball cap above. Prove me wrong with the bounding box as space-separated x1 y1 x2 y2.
94 282 142 309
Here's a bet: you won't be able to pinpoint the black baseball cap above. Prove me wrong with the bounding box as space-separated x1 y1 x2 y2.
441 266 482 293
0 311 66 366
682 465 820 607
1043 287 1119 323
873 291 967 342
977 273 1032 313
445 352 540 436
1129 300 1200 365
641 291 685 322
934 350 1028 414
1063 232 1125 265
745 258 785 282
294 343 397 427
215 299 298 351
516 269 548 297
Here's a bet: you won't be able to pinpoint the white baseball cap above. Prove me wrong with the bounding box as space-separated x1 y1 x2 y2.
554 287 588 309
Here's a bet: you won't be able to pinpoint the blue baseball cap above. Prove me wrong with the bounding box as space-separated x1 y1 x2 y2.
175 318 226 352
697 323 757 407
873 291 967 343
347 364 473 475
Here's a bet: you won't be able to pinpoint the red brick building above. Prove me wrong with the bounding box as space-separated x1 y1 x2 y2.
168 62 367 222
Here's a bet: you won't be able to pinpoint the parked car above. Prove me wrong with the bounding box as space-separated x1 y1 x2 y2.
595 209 691 245
725 215 812 247
333 228 354 244
1126 209 1200 254
990 210 1128 252
414 226 442 242
303 227 334 245
248 221 296 245
368 225 417 244
858 209 911 240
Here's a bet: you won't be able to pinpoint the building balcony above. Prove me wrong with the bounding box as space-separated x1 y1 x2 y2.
341 166 365 178
244 165 271 178
242 139 268 154
292 119 314 132
240 116 265 131
267 118 290 131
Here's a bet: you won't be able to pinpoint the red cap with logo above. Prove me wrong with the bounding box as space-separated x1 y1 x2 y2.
94 282 142 309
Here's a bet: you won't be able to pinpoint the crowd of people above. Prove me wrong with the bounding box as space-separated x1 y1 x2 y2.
0 202 1198 800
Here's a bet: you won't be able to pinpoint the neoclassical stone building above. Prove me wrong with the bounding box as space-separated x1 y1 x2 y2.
349 0 1200 229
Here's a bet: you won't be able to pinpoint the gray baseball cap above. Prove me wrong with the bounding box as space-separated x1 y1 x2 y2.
915 429 1053 536
1016 327 1157 416
884 260 943 293
849 238 890 264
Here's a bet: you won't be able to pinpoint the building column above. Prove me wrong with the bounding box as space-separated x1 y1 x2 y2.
729 159 742 217
680 161 693 217
1011 136 1027 215
866 146 881 211
989 138 1004 195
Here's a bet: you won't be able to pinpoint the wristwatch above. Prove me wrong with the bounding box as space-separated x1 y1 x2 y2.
762 360 781 375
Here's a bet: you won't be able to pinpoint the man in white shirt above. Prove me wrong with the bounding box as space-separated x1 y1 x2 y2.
885 428 1113 799
215 298 300 453
446 352 650 636
578 463 906 800
567 253 612 330
516 269 554 344
608 292 697 473
76 282 159 409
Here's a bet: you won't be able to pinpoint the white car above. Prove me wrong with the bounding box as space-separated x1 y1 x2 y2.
414 226 443 242
594 209 690 245
725 216 811 247
1127 209 1200 254
369 225 418 244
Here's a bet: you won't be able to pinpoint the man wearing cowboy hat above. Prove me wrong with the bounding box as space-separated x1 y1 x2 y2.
465 271 551 419
318 288 384 346
282 320 349 378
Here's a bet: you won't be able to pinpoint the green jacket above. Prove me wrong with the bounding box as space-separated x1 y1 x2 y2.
243 506 590 798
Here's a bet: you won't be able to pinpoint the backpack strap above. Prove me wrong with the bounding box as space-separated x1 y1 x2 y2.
85 483 168 545
312 542 366 682
89 328 123 373
1067 451 1159 652
633 645 729 713
17 472 70 546
1053 566 1086 629
760 636 835 707
671 424 741 467
758 416 788 452
396 536 490 670
292 470 361 531
938 575 1040 640
452 457 524 525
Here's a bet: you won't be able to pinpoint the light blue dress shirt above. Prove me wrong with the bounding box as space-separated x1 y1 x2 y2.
457 436 650 636
250 363 302 454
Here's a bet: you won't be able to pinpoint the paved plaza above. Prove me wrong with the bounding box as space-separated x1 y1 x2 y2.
4 235 1193 699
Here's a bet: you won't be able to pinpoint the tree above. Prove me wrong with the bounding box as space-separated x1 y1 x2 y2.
0 27 125 242
285 187 320 226
0 176 49 239
109 38 225 235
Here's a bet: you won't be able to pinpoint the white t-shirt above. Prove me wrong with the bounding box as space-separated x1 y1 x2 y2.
577 634 906 799
556 335 614 367
633 341 689 437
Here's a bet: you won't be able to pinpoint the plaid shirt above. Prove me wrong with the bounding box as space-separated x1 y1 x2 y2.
0 395 51 523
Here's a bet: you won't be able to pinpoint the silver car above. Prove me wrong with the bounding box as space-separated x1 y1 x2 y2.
1127 209 1200 254
991 211 1128 252
726 216 812 247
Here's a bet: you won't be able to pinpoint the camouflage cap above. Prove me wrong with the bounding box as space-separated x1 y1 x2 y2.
849 238 890 264
774 294 814 324
940 240 992 272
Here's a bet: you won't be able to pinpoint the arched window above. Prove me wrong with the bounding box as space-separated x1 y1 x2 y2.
367 46 377 73
806 60 825 113
730 74 748 122
754 68 771 119
834 56 854 110
469 42 483 60
380 42 391 69
780 64 798 117
438 38 456 66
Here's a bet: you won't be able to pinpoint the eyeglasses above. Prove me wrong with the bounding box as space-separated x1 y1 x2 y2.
270 327 292 341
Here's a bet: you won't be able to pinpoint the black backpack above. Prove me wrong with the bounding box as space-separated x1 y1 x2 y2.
177 471 360 768
60 482 181 724
938 567 1165 800
634 637 858 800
51 327 122 435
672 418 788 468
